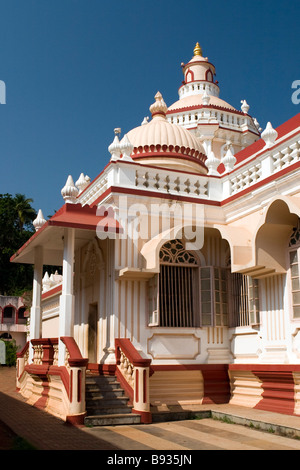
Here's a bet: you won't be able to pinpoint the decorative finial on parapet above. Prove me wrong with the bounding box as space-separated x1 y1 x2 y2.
33 209 46 231
206 150 220 175
119 134 134 161
61 175 79 203
76 173 90 194
221 146 236 172
241 100 250 114
108 130 121 162
42 271 52 291
193 42 203 56
261 122 278 148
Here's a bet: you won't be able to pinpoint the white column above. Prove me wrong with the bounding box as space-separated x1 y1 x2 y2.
29 245 43 362
58 228 75 366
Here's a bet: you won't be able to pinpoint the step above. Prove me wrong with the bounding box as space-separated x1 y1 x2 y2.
86 375 118 384
86 405 133 415
86 396 130 407
84 413 141 427
86 388 125 398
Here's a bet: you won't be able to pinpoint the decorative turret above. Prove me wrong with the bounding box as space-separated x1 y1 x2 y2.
61 175 79 203
33 209 46 231
108 128 122 161
76 173 90 194
179 43 219 98
119 134 134 161
167 43 261 164
221 146 236 172
261 122 278 148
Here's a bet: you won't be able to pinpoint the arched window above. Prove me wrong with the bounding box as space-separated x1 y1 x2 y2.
148 239 260 328
206 70 213 82
148 239 229 328
17 307 27 324
2 306 15 324
289 220 300 318
158 239 199 327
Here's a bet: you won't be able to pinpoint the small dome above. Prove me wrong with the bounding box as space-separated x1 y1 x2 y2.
127 92 207 174
168 94 236 112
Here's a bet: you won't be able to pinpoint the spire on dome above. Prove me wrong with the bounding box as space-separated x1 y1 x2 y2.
149 91 168 118
193 42 203 57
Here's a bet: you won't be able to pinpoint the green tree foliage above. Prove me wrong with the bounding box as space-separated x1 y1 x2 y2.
0 193 37 295
5 339 18 367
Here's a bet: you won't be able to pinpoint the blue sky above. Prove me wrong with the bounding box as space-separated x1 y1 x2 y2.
0 0 299 219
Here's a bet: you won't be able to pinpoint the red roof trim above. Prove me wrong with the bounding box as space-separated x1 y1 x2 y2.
234 113 300 166
92 185 221 208
132 151 207 169
10 202 122 262
42 284 62 300
167 103 243 116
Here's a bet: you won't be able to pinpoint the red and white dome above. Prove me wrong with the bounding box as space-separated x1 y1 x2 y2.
127 92 207 174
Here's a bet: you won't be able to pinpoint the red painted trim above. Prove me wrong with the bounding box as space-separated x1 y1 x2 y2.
143 369 147 404
115 366 134 403
42 284 62 300
60 336 88 368
132 151 207 169
234 113 300 165
78 369 82 403
185 68 194 82
221 160 300 206
87 363 116 375
229 364 300 372
17 341 29 358
1 304 16 324
93 185 221 208
70 370 73 402
150 364 230 405
254 370 295 416
66 413 86 426
228 364 300 416
132 409 152 424
167 103 245 116
115 338 151 368
181 59 216 73
205 69 213 82
135 368 139 403
150 364 229 371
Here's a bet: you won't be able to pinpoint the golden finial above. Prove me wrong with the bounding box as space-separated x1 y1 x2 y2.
193 42 202 56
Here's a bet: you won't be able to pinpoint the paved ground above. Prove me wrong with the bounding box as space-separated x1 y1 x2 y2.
2 365 300 451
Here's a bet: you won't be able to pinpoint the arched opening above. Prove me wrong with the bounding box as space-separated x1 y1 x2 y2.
288 218 300 319
2 306 15 324
255 199 298 274
17 306 27 324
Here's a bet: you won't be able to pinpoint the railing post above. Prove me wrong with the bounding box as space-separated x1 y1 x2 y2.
67 357 88 425
16 342 29 390
133 366 151 423
115 338 152 424
60 336 88 425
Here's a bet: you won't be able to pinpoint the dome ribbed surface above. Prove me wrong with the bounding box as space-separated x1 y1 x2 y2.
127 116 204 154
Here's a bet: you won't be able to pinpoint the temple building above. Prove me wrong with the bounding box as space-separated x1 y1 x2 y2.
12 43 300 425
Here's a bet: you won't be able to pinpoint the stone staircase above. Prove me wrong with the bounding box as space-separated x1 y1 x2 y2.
84 374 141 426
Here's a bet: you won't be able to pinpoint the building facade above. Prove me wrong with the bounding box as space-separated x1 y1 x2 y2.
13 44 300 423
0 296 28 350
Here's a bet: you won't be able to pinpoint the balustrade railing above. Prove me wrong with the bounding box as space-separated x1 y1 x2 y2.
115 338 152 423
16 337 88 425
